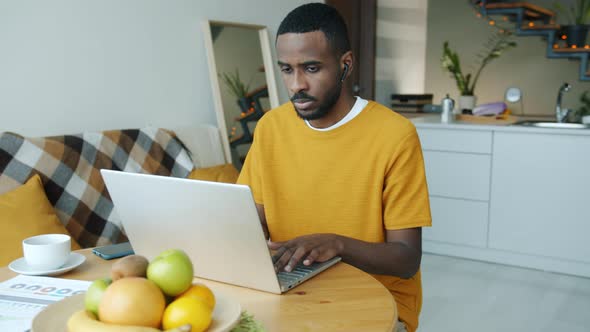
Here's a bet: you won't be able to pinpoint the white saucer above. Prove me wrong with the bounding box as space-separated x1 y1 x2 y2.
9 252 86 276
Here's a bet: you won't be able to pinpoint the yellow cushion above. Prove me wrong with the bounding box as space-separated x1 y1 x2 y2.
0 174 81 266
187 164 239 184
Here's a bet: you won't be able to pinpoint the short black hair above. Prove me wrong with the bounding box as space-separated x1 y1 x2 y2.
277 3 351 56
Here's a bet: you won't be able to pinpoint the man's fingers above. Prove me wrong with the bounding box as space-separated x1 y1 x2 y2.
269 235 340 272
285 246 307 272
303 248 319 266
268 240 285 249
273 248 293 272
316 244 339 262
271 246 287 263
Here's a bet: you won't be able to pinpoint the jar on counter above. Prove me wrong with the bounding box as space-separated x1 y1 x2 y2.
441 94 455 123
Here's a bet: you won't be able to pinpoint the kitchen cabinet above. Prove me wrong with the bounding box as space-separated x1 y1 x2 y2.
417 127 491 153
489 132 590 264
413 116 590 277
427 197 489 248
417 128 491 248
423 151 491 201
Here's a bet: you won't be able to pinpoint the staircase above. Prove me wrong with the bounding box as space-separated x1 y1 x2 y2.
229 85 269 165
473 0 590 81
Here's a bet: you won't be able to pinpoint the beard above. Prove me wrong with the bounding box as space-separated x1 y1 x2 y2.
291 79 343 121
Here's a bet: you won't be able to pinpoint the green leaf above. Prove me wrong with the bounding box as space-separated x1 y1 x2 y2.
578 91 590 116
441 33 516 95
464 73 472 94
230 311 266 332
219 69 253 99
553 2 568 17
554 1 582 24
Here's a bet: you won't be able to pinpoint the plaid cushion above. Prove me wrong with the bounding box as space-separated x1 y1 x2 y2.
0 128 194 247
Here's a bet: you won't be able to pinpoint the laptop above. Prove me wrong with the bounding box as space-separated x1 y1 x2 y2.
100 169 341 294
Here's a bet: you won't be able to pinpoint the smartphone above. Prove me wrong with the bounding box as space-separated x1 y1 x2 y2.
92 242 134 260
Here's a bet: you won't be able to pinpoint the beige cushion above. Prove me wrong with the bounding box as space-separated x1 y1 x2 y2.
187 164 239 184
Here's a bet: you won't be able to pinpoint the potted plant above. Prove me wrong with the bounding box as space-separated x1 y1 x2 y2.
219 69 253 113
554 0 590 47
578 91 590 124
441 32 517 113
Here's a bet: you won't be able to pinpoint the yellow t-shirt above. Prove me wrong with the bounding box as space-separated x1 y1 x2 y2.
238 101 432 332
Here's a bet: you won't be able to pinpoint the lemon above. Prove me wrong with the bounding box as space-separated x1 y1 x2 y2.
162 297 212 332
177 283 216 310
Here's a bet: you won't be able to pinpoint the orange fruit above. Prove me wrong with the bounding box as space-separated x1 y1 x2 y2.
162 297 212 332
98 277 165 327
177 283 216 309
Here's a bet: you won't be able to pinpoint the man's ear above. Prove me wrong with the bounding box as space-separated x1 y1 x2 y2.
340 64 349 82
339 51 353 81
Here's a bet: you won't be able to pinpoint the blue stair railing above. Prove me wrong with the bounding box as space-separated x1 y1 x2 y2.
469 0 590 81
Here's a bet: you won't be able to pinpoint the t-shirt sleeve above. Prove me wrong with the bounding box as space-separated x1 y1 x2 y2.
236 124 264 205
383 126 432 230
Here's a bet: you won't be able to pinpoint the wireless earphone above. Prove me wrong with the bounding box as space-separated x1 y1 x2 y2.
340 63 349 82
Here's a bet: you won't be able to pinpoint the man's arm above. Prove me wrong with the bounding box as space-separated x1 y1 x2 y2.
269 229 421 279
255 203 270 240
338 228 421 278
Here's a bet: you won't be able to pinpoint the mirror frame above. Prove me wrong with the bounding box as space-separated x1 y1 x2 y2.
202 20 280 163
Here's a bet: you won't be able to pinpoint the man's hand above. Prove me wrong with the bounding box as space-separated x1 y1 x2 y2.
268 234 344 272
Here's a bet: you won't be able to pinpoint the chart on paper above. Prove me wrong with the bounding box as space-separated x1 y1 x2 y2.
0 275 90 331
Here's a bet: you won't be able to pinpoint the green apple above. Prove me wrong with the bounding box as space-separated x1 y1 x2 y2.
84 277 112 317
147 249 194 296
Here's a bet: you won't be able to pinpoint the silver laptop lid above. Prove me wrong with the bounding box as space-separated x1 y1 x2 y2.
100 169 282 294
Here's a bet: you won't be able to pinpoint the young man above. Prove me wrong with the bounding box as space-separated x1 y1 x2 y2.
237 3 431 331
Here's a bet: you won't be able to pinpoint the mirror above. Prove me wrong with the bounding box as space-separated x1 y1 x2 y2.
202 20 279 168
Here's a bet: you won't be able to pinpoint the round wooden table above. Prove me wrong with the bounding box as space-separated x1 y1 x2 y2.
0 249 397 332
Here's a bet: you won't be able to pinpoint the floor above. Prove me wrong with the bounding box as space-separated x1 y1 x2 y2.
419 254 590 332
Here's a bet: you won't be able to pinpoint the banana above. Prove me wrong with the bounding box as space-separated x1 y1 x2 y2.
67 310 191 332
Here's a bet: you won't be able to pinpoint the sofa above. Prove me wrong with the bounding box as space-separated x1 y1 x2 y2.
0 125 238 266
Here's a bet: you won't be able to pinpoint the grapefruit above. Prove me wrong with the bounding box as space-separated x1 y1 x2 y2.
98 277 165 327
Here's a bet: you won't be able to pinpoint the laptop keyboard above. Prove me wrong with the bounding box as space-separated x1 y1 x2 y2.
277 265 315 287
273 257 341 290
277 260 343 289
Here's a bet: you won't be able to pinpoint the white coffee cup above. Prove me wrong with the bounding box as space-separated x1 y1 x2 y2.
22 234 71 270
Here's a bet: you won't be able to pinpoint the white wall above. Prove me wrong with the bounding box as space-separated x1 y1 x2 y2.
375 0 428 106
0 0 308 137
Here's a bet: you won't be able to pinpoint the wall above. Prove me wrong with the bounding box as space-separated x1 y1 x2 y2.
375 0 428 107
0 0 308 137
425 0 588 115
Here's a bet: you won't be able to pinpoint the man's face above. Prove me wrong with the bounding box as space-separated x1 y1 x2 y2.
276 31 343 120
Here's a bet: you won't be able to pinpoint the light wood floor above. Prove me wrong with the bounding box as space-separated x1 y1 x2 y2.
420 254 590 332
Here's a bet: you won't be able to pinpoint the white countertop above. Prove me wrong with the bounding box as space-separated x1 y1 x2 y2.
411 115 590 136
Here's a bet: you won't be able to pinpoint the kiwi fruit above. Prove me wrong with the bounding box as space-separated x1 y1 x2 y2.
110 255 149 281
